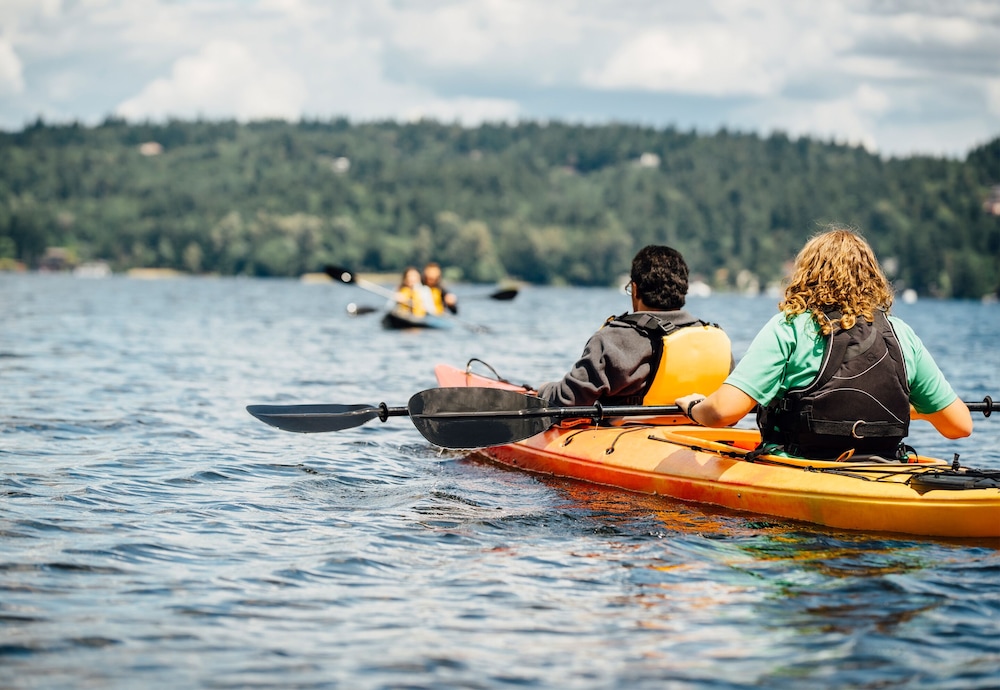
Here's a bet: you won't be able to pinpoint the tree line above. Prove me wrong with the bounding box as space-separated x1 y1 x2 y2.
1 116 998 298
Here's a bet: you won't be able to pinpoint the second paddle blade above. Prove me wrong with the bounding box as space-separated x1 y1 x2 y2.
408 387 552 449
324 264 355 284
489 288 518 301
247 403 380 433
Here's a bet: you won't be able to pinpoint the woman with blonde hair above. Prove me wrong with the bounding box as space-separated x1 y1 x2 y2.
676 227 972 459
394 266 435 316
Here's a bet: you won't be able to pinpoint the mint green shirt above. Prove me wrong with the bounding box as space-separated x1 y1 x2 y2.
726 311 958 415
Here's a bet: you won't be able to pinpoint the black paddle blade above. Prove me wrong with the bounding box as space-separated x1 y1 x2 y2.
489 288 518 301
324 264 355 285
247 403 380 433
346 303 379 316
408 388 553 449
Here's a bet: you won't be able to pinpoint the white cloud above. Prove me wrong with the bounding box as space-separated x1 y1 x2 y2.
853 83 889 115
577 2 856 98
839 55 917 81
875 119 997 160
582 27 784 97
0 38 24 95
987 79 1000 116
388 1 509 66
0 0 61 25
109 13 517 128
739 83 894 152
116 40 307 121
381 0 595 86
880 12 982 47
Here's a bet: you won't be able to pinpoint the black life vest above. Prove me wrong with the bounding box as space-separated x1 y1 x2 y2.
603 313 732 406
757 310 910 459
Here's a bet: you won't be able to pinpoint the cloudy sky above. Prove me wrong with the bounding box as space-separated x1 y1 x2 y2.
1 0 998 158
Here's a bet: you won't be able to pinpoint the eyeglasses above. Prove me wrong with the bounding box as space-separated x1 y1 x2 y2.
624 281 633 295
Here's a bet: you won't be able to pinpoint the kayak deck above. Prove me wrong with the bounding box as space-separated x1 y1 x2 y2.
435 364 1000 539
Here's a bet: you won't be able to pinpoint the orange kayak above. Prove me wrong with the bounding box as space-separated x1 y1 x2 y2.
435 364 1000 539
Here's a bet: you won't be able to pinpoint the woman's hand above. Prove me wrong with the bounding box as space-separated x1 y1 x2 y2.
676 385 757 427
675 394 706 424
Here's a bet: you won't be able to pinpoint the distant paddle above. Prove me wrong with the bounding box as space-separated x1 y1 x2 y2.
346 303 379 316
486 287 518 301
325 265 397 300
345 291 513 316
327 264 517 301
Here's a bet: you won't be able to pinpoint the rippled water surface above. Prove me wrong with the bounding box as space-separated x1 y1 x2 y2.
2 273 999 689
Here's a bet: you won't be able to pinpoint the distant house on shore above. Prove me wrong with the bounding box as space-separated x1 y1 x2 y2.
73 261 112 278
39 247 75 271
139 141 163 156
985 186 1000 216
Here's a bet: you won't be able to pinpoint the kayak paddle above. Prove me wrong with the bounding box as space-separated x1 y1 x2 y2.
462 287 519 301
346 303 380 316
248 387 685 448
249 392 998 450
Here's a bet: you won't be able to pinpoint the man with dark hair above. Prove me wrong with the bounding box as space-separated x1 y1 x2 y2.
535 245 732 407
629 245 689 310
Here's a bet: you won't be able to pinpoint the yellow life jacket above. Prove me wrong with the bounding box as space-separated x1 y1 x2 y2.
641 324 732 405
608 313 732 406
397 285 430 317
428 286 446 315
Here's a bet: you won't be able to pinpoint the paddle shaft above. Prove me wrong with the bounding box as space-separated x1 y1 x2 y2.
413 402 683 421
966 397 996 415
326 266 399 301
319 402 682 423
411 397 997 423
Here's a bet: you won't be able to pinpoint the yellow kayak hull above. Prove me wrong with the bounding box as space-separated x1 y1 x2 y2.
435 364 1000 538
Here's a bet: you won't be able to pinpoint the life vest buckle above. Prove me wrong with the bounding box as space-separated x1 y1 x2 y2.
850 419 866 438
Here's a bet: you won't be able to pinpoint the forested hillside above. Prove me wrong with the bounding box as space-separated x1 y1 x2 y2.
1 117 998 298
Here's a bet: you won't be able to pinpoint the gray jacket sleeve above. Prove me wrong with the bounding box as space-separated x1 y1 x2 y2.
535 324 655 406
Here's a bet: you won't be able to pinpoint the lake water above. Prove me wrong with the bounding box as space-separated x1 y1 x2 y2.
2 273 999 689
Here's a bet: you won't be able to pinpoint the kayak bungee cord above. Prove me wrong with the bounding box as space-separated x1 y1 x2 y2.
647 432 1000 487
553 421 993 486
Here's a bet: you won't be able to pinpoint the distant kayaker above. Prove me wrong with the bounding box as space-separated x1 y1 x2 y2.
394 266 437 317
534 245 733 407
423 262 458 315
676 227 973 459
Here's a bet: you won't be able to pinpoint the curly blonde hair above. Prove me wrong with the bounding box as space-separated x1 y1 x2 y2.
779 227 894 335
